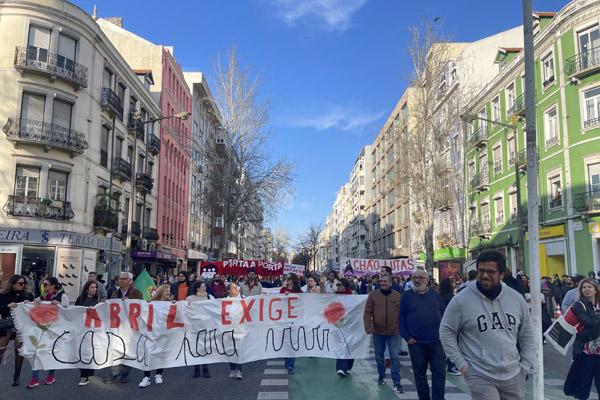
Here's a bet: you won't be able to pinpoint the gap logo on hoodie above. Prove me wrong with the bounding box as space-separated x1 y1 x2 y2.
476 312 517 332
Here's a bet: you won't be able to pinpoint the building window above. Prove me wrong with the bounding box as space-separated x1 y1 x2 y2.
548 174 562 209
481 202 490 226
57 33 77 73
27 26 51 63
578 26 600 70
493 144 502 175
494 196 504 224
100 125 109 168
507 136 516 165
52 99 73 130
506 82 515 113
584 86 600 128
117 83 126 120
587 162 600 194
544 107 559 147
21 92 45 122
47 170 68 201
541 53 555 86
15 166 40 198
492 97 500 122
509 192 518 221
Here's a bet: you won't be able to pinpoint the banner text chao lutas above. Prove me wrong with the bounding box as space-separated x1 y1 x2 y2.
13 294 370 371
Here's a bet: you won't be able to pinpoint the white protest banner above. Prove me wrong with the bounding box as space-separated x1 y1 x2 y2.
13 294 369 371
340 257 417 277
261 286 284 295
284 263 306 276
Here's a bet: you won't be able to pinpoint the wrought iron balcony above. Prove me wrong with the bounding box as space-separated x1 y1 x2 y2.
468 126 488 148
507 92 526 117
565 47 600 78
143 227 159 240
121 219 141 236
495 211 504 224
3 195 74 220
471 218 492 238
574 191 600 215
584 117 600 129
111 157 131 182
148 133 160 155
100 88 123 119
3 117 88 154
14 45 87 89
493 160 502 174
549 196 563 210
469 171 489 192
93 208 118 231
545 136 560 148
135 172 154 194
127 113 145 141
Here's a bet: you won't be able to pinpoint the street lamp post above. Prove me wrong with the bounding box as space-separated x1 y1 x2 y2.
124 111 191 272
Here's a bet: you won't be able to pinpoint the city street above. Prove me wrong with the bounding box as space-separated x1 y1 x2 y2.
0 342 584 400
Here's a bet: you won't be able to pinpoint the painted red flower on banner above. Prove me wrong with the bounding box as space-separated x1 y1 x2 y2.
323 302 345 326
29 304 59 329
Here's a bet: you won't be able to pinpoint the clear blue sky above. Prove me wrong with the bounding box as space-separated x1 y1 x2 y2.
74 0 567 241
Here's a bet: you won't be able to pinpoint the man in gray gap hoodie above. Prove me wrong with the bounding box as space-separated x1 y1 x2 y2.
439 250 535 400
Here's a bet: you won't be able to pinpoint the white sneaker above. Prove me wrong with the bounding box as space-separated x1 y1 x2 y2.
337 370 346 377
138 376 151 388
154 374 163 384
235 370 242 380
229 370 237 378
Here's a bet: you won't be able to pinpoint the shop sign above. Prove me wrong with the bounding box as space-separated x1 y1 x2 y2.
187 249 208 260
0 228 122 252
526 224 565 240
419 247 466 261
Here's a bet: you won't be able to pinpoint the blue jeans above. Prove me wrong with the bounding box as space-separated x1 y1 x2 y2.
373 334 401 386
32 369 55 380
407 341 446 400
335 358 354 372
285 358 295 371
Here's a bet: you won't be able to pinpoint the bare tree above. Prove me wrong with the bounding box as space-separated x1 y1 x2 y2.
294 223 323 271
395 23 473 270
271 226 291 262
202 49 294 259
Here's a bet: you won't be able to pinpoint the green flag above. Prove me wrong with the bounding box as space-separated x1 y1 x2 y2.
134 269 157 301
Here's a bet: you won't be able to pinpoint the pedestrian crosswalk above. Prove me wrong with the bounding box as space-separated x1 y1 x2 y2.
257 360 288 400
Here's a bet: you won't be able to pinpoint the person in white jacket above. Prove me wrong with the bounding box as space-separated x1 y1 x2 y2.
439 250 535 400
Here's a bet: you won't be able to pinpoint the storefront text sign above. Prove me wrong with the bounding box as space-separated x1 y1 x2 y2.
0 228 122 252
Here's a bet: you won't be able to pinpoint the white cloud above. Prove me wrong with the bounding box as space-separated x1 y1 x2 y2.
284 105 385 132
268 0 367 31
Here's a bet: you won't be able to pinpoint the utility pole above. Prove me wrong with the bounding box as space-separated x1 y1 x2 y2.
514 143 526 274
522 0 544 398
107 113 117 280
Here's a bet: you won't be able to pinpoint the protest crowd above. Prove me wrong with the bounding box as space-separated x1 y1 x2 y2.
0 249 600 400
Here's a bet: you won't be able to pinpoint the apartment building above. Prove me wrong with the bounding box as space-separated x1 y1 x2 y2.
0 0 160 297
464 4 600 276
98 17 192 271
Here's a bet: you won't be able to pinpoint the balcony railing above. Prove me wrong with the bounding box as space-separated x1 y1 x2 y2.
2 195 74 220
468 126 488 148
111 157 131 181
469 171 489 191
545 136 559 148
565 47 600 78
14 45 87 89
507 92 526 117
143 227 159 240
549 197 563 210
100 88 123 119
495 211 504 224
148 133 160 155
584 116 600 129
493 160 502 174
127 114 145 141
574 191 600 215
121 219 141 236
471 218 492 238
135 172 154 194
93 208 118 231
3 117 88 154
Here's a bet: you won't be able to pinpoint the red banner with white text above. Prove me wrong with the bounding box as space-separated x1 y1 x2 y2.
200 259 284 276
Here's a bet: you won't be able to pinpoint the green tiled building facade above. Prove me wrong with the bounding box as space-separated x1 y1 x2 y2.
464 3 600 277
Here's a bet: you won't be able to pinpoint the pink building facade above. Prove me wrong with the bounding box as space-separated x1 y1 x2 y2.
156 48 191 269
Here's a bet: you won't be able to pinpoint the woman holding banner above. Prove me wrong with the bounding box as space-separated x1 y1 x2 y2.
187 281 213 378
564 278 600 399
75 281 102 386
280 274 303 374
0 274 34 386
139 285 171 388
27 277 68 388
